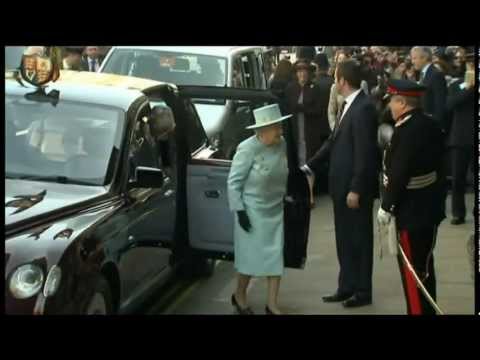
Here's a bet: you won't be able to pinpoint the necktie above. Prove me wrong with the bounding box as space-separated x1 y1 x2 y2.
333 100 347 137
337 100 347 123
90 59 96 72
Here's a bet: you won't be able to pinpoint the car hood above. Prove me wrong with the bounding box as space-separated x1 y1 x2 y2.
193 103 227 137
5 179 108 228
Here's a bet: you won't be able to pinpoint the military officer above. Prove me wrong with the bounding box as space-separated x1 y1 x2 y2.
377 79 446 315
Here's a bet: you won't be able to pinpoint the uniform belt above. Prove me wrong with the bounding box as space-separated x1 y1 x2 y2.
406 171 437 189
383 171 437 189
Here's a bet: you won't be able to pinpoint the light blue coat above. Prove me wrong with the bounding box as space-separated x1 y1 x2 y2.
227 135 288 276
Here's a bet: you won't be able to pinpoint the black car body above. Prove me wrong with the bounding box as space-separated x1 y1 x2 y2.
5 71 310 314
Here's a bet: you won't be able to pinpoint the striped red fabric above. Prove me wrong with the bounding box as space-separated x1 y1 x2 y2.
400 230 422 315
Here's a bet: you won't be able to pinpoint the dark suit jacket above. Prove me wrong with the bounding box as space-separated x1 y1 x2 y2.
421 64 447 129
446 79 475 147
80 56 105 72
269 77 293 113
381 109 446 229
284 81 331 159
307 91 379 200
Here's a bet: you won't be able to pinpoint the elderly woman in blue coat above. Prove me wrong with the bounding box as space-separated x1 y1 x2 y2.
227 103 292 315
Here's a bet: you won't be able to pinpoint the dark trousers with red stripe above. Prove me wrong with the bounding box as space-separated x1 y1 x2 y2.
397 226 437 315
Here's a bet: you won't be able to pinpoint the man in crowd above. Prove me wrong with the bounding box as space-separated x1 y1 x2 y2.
446 52 475 225
81 46 104 72
410 46 447 131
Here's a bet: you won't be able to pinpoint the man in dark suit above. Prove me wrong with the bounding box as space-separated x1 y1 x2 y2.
446 53 475 225
80 46 105 72
302 60 379 308
313 53 334 120
410 46 447 130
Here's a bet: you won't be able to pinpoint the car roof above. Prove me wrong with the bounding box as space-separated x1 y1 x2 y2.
5 70 172 111
108 46 264 58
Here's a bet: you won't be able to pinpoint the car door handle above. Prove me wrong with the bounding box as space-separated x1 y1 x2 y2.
205 190 220 198
164 189 175 198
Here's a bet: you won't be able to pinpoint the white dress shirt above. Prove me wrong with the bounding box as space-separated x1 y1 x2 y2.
338 88 362 124
301 88 363 175
88 57 99 72
419 63 431 83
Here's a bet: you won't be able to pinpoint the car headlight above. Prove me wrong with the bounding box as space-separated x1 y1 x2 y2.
9 264 44 299
43 265 62 298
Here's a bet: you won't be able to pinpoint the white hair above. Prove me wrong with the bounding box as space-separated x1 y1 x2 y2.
411 46 433 61
24 46 45 56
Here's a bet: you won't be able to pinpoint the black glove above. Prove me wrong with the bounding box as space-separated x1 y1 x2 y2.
237 210 251 232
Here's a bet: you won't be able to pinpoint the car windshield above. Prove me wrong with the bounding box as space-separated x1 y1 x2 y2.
5 94 124 186
5 46 27 70
101 49 227 87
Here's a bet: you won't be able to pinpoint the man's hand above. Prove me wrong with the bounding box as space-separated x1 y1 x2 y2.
377 207 392 226
237 210 251 232
346 192 360 209
465 70 475 89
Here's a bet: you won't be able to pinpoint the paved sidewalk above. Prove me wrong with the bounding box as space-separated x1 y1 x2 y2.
165 193 475 315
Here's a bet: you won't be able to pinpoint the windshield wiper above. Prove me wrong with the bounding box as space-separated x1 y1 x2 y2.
7 174 98 186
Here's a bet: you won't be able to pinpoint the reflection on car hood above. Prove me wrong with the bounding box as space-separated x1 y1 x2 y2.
194 103 227 137
5 179 107 228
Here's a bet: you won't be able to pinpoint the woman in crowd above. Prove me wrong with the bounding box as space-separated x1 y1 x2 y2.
284 60 326 206
268 59 294 106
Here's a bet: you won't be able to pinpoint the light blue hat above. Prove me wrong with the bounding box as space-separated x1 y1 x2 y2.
246 103 292 130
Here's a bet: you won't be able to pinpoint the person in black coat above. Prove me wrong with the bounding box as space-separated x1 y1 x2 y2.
311 53 334 194
312 53 334 116
302 60 379 308
410 47 447 130
295 46 316 63
446 53 475 225
285 60 330 206
268 59 294 109
284 61 330 164
378 79 446 315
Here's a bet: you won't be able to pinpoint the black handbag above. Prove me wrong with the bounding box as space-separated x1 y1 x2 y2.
283 168 311 269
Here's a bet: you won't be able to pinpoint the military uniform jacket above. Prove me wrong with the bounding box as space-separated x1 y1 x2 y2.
382 109 446 230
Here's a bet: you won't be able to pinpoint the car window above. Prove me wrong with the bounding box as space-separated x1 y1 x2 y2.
240 54 255 88
102 49 227 87
128 104 160 178
232 57 246 88
5 46 26 70
183 100 208 154
255 52 267 89
5 95 124 186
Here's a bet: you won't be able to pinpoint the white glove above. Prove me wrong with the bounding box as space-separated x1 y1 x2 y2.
377 207 392 226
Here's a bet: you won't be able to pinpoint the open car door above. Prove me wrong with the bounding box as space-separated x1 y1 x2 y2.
177 86 311 269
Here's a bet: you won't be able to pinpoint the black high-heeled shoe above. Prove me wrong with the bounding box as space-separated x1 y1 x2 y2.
231 294 254 315
265 305 281 315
